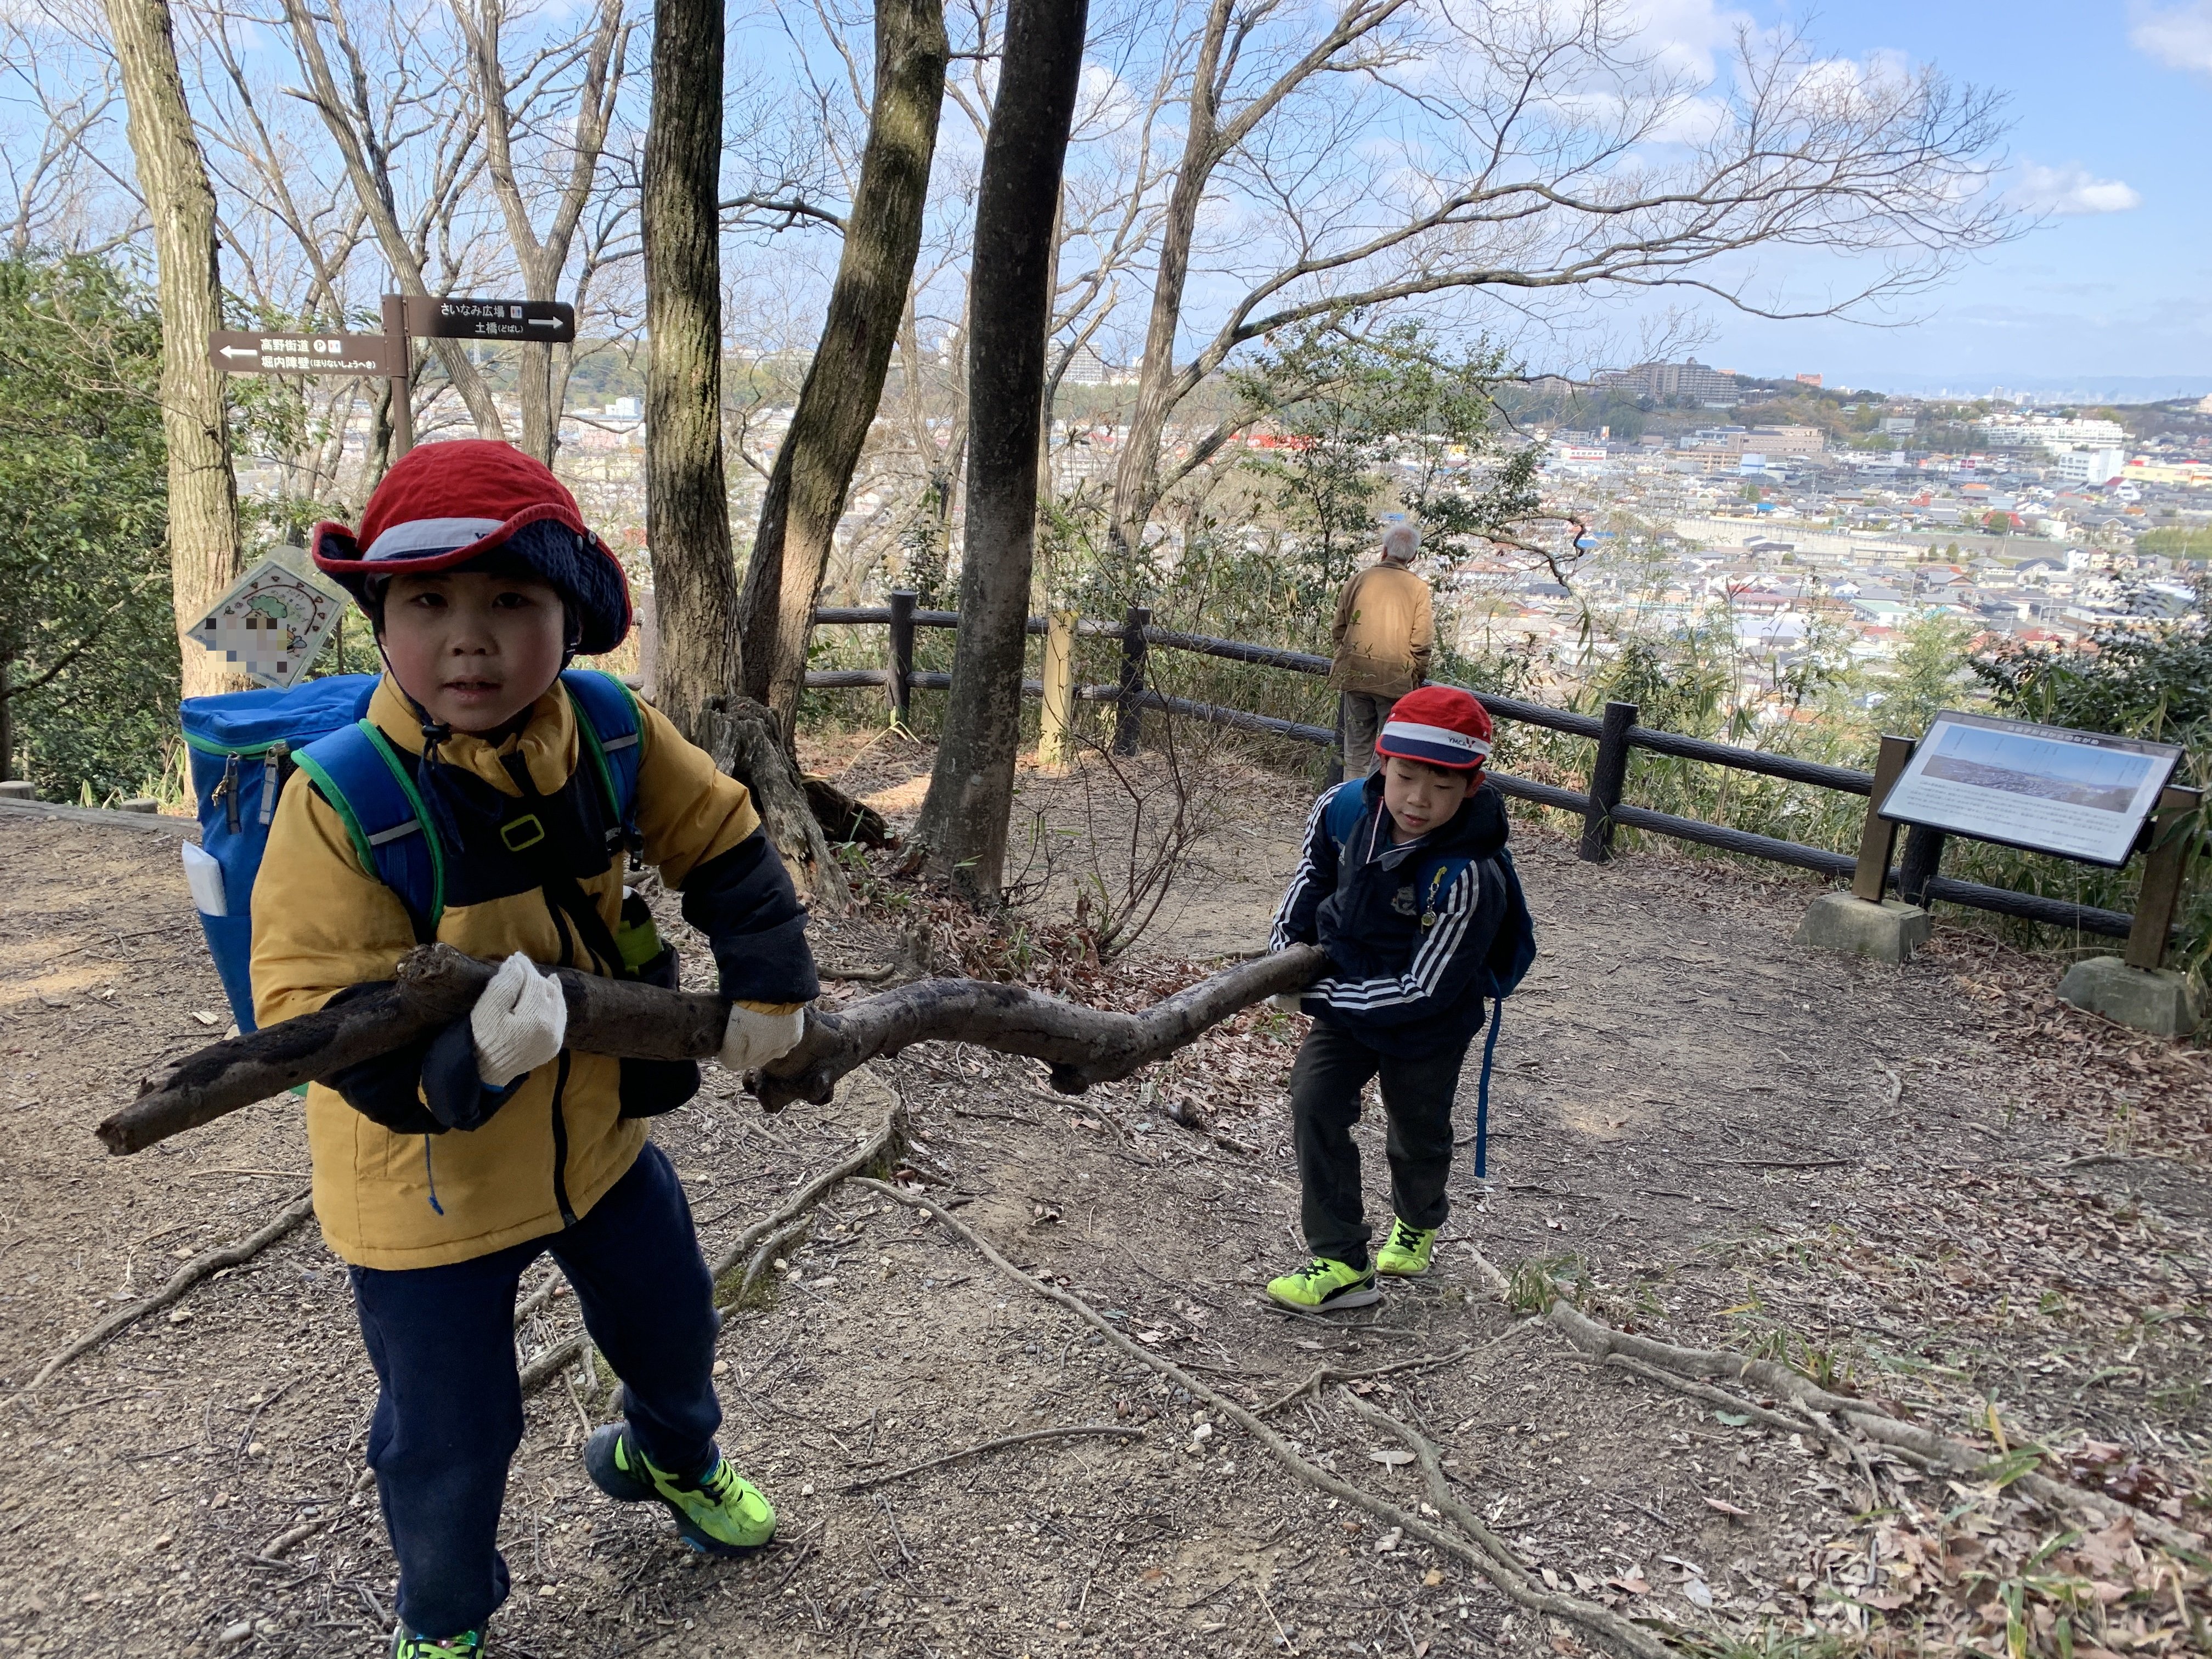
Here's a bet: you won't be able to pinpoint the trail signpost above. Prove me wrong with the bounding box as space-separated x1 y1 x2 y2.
205 331 396 377
404 296 575 342
208 293 578 458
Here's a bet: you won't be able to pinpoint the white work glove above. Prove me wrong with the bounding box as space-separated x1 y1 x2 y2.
471 952 568 1087
719 1003 808 1073
1270 990 1305 1014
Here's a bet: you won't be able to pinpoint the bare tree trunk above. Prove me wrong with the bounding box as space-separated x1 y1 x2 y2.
1107 0 1228 556
279 0 510 442
1106 0 1405 554
457 0 629 465
737 0 947 743
641 0 740 743
910 0 1089 904
105 0 241 699
701 698 852 913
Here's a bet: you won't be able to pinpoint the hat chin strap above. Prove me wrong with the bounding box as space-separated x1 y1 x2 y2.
371 637 457 766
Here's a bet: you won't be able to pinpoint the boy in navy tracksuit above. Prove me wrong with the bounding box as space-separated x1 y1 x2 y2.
1265 685 1534 1310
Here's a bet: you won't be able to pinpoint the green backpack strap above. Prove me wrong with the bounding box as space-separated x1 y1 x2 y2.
293 721 447 940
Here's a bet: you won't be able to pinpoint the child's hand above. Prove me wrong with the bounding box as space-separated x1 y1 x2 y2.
1269 990 1305 1014
471 952 568 1086
719 1002 807 1073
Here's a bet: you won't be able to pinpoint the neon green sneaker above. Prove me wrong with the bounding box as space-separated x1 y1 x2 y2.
1266 1257 1380 1312
1375 1218 1439 1277
584 1424 776 1554
392 1629 483 1658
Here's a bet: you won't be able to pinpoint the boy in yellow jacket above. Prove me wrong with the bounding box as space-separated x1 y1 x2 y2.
256 441 816 1658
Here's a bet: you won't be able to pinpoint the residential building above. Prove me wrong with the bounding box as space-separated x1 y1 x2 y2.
1594 359 1741 405
2053 445 2126 487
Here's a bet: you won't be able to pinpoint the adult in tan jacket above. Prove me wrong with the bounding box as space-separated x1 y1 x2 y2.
1330 522 1434 778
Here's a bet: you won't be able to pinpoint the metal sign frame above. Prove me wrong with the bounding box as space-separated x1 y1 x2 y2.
1877 709 2184 869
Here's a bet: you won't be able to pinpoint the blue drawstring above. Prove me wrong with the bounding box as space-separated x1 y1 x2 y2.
1472 990 1503 1181
422 1135 444 1215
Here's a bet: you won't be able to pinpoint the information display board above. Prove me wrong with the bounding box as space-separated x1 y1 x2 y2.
186 548 351 689
1879 710 2182 868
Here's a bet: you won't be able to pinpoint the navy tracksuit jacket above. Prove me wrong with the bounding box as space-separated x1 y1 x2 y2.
1269 774 1536 1058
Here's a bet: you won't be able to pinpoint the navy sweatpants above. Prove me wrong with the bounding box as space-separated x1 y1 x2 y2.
1289 1020 1472 1269
349 1142 721 1640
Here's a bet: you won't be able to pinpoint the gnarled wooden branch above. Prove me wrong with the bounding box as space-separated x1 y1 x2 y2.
96 943 1323 1153
753 943 1323 1111
97 945 727 1154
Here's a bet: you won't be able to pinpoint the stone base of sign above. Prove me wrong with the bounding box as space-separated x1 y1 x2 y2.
0 780 34 800
2057 956 2202 1037
1793 893 1932 964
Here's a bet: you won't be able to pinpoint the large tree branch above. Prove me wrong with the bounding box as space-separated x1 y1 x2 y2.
96 942 1327 1154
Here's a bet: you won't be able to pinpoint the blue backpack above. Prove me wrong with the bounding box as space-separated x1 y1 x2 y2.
180 671 643 1031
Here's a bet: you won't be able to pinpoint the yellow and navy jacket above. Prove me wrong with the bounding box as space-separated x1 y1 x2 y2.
1269 775 1533 1059
252 674 816 1270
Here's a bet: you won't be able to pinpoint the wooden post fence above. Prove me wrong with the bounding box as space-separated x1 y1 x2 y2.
1113 603 1150 757
1039 610 1077 769
887 589 916 728
784 603 2180 953
1850 733 1916 903
1579 699 1639 863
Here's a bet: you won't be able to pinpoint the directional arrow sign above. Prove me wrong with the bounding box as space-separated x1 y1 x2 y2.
207 330 397 377
404 296 577 343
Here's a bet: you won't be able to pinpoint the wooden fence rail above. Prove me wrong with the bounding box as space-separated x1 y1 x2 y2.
801 593 2168 949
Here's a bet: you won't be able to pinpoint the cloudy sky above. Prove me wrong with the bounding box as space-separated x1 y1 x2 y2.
1692 1 2211 395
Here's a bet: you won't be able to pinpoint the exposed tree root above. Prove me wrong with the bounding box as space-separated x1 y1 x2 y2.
1567 1352 1805 1437
847 1177 1678 1659
15 1188 315 1394
839 1425 1148 1493
1336 1386 1680 1659
1258 1326 1537 1417
1469 1246 2210 1560
708 1084 909 1290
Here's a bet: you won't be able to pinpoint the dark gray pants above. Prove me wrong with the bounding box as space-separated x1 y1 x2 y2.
1340 691 1400 780
1289 1020 1471 1269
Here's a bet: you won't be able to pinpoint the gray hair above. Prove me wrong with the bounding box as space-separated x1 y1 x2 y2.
1381 523 1420 562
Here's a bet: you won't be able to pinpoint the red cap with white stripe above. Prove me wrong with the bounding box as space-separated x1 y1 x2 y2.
310 438 631 654
1374 685 1493 771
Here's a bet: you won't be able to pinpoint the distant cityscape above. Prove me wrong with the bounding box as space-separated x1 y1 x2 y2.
235 356 2211 736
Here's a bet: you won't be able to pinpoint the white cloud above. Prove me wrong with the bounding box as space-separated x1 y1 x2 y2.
2130 2 2212 73
2012 163 2143 216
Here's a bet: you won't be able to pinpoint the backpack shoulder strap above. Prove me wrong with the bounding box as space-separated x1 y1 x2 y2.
1319 778 1368 850
561 669 642 844
294 721 445 940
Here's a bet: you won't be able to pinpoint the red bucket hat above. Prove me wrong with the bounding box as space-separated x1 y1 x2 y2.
311 439 633 656
1374 685 1493 770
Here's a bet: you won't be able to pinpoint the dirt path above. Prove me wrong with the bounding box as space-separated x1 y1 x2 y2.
1 775 2207 1658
